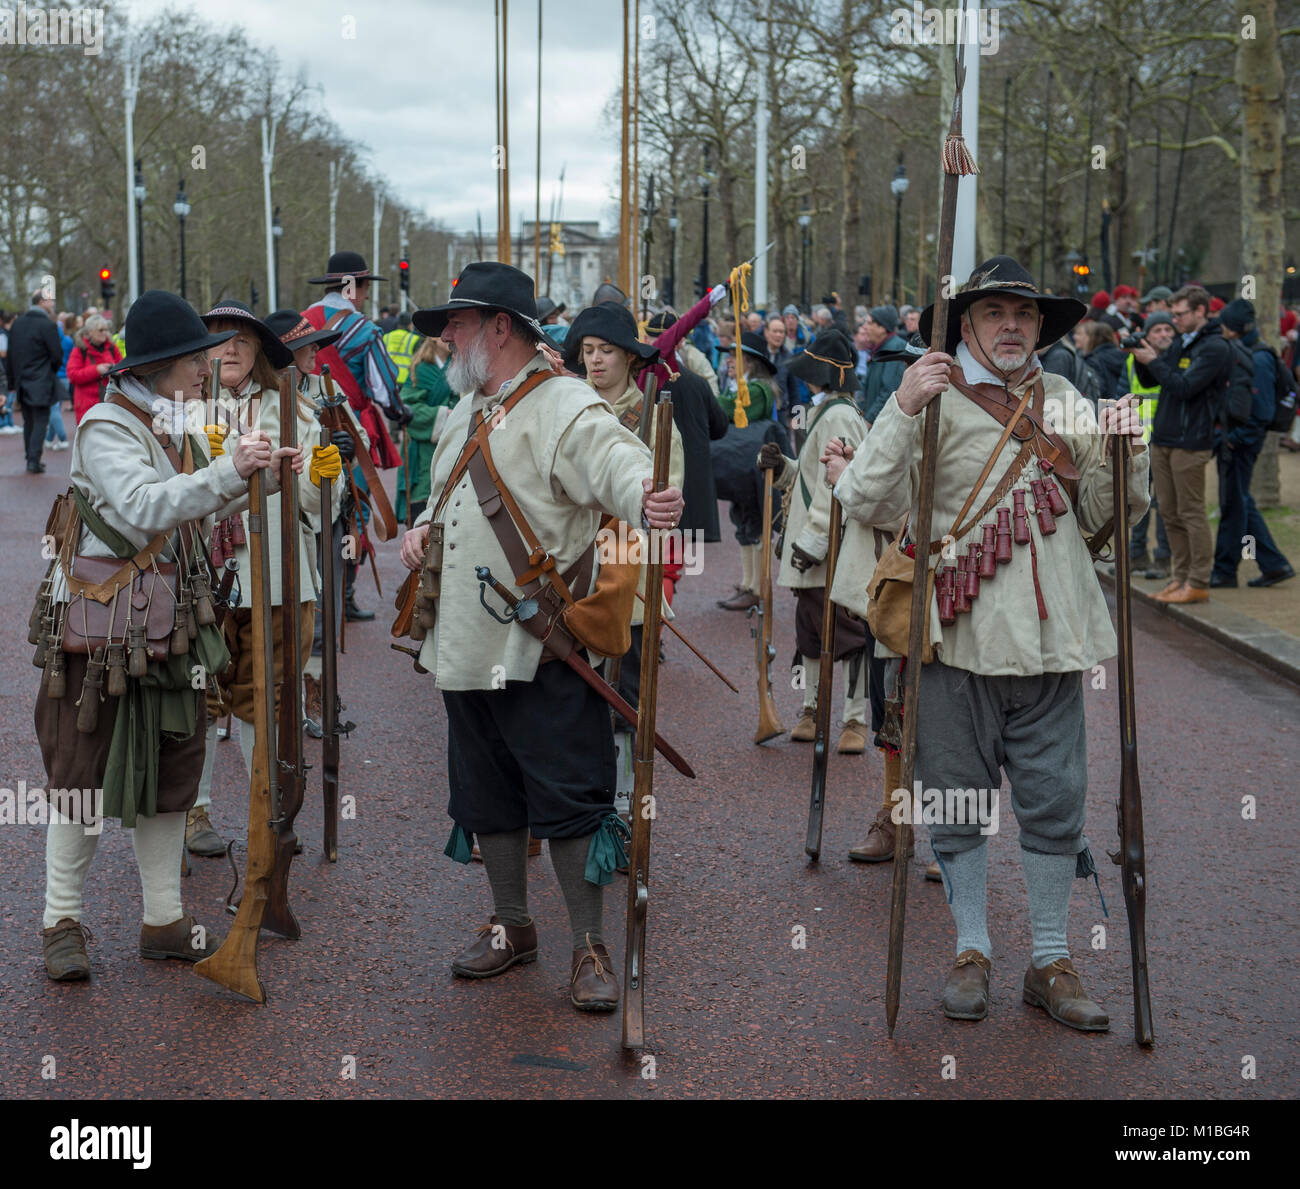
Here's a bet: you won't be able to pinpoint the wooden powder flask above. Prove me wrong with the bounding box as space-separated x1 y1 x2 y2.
106 642 128 697
964 545 981 599
76 646 106 734
953 557 971 614
994 507 1013 564
127 620 148 678
45 648 67 700
979 524 997 577
1012 488 1031 545
170 594 191 656
1031 478 1058 536
938 565 957 625
192 573 216 626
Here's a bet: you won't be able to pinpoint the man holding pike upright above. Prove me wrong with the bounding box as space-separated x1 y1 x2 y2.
823 257 1148 1032
398 263 683 1014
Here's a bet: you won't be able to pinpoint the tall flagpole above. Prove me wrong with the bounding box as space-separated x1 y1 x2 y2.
123 44 140 306
951 15 979 283
534 0 542 288
262 113 279 317
619 0 631 295
754 0 770 308
500 0 511 265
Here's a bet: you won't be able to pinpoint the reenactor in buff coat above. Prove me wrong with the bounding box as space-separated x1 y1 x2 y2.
399 264 683 1014
823 256 1148 1031
756 327 871 755
36 290 302 980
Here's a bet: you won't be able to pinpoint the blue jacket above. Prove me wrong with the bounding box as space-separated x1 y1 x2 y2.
859 333 909 423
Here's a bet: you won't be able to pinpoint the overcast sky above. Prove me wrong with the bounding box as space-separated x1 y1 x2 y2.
128 0 626 234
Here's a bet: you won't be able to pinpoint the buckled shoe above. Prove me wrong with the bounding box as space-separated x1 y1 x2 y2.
140 914 219 962
570 934 619 1012
42 918 92 981
790 709 817 742
451 915 538 978
942 949 991 1021
1022 957 1109 1032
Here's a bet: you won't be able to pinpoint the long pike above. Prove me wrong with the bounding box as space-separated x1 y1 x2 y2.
885 8 979 1037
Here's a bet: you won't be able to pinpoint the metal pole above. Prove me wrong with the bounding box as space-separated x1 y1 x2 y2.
699 147 710 299
534 0 542 286
179 214 187 301
329 160 340 257
1164 69 1195 287
1039 69 1051 291
1081 69 1096 267
1001 75 1009 255
893 191 902 304
1153 114 1160 273
801 224 808 309
134 159 145 293
261 115 277 317
372 189 384 320
753 0 769 309
124 51 139 305
951 32 979 282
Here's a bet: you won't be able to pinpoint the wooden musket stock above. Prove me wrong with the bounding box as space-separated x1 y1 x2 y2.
750 468 785 744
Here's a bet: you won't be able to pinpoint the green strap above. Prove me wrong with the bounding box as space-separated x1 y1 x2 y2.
798 397 856 508
70 485 137 557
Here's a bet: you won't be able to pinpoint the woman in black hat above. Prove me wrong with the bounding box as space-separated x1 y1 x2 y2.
35 289 300 982
187 302 338 858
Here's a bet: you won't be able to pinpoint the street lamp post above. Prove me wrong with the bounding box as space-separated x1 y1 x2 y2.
667 206 678 307
271 206 283 310
133 159 147 293
890 153 909 306
173 180 190 301
798 211 812 310
697 147 714 299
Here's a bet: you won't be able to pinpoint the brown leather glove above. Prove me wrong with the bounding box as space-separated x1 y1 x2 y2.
757 442 787 471
789 543 818 573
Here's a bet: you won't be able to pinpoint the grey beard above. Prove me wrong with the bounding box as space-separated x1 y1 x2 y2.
446 331 491 393
991 345 1030 372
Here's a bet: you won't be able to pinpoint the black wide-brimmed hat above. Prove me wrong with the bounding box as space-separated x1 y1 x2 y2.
645 310 677 336
306 250 386 286
107 289 235 375
738 330 777 375
787 328 857 391
264 308 342 353
918 255 1087 355
412 261 545 341
201 301 295 369
591 281 628 308
563 302 659 374
536 296 566 322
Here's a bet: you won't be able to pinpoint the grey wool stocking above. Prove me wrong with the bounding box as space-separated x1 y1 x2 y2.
1021 847 1075 968
476 827 531 927
549 835 605 949
943 841 993 959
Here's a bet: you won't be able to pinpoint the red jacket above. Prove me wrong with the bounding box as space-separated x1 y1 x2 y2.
66 340 121 423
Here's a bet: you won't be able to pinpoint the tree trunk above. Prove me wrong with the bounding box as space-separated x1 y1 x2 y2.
1237 0 1285 349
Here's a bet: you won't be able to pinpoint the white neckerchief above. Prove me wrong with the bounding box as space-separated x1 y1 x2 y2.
117 375 191 438
955 341 1042 389
810 391 827 407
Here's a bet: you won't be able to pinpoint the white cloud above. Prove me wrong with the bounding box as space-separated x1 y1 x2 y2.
126 0 627 232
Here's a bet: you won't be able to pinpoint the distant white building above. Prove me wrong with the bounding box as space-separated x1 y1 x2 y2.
444 220 619 311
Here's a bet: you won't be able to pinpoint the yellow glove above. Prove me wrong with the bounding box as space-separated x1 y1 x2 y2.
310 444 343 485
205 424 227 457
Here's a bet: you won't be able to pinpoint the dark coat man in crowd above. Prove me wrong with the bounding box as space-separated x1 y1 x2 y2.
5 289 63 473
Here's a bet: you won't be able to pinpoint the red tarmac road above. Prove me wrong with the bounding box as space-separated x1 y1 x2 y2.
1 442 1295 1099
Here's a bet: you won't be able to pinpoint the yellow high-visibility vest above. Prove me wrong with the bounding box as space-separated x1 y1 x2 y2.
1124 355 1161 444
384 328 420 385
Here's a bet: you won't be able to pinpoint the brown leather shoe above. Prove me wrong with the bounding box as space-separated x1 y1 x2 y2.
848 806 910 862
185 806 226 857
1022 957 1109 1032
942 949 991 1021
140 914 218 962
451 915 538 978
836 721 869 754
570 934 619 1012
717 589 760 611
924 859 943 881
1162 583 1210 605
790 709 817 742
42 918 91 981
1152 579 1185 601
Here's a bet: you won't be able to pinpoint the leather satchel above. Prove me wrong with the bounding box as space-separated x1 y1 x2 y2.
61 556 178 661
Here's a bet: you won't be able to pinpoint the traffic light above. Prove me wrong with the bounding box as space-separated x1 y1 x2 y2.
99 268 114 302
1071 262 1091 279
399 253 410 294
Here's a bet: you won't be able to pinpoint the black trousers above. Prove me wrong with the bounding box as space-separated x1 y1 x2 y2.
443 656 616 838
21 399 50 467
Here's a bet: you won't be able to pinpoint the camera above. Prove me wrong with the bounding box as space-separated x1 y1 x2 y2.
1120 332 1146 351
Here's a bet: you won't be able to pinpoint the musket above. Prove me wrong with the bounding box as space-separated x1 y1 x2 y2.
885 6 978 1037
633 590 738 692
316 375 353 862
474 566 695 780
805 490 843 861
195 449 279 1002
623 390 674 1050
1109 429 1154 1046
749 468 785 744
262 369 309 937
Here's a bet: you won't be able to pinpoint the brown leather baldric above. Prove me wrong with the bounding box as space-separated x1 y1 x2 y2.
946 367 1080 503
